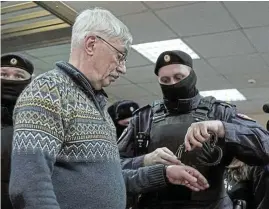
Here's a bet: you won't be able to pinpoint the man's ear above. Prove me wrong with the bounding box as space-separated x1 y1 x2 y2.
84 36 96 56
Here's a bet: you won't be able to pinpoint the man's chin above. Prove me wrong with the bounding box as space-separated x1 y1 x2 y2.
102 79 113 87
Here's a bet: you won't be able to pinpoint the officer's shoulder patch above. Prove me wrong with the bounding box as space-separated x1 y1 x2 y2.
132 104 151 116
237 113 256 122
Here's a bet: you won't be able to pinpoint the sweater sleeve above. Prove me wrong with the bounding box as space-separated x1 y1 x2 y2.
9 77 64 209
122 164 167 194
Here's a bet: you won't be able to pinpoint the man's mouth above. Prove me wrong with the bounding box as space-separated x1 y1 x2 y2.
109 75 119 80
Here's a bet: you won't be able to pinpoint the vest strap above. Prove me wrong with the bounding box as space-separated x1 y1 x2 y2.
193 96 216 121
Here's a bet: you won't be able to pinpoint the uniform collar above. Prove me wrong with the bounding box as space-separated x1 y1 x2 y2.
164 93 202 113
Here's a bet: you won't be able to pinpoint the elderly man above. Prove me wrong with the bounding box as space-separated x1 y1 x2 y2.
1 54 34 209
9 8 209 209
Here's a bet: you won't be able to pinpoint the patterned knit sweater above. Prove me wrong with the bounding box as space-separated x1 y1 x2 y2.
9 62 166 209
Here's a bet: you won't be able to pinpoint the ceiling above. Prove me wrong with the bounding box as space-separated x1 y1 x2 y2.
1 1 269 116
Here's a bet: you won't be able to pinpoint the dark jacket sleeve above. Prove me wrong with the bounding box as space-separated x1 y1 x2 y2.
120 156 145 170
9 78 63 209
118 116 136 158
250 166 269 209
118 106 153 170
213 103 269 165
122 164 167 194
118 116 146 169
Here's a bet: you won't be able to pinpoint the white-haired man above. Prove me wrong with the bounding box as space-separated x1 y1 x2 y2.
9 8 209 209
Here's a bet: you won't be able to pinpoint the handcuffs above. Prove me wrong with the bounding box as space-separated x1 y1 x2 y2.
175 132 223 167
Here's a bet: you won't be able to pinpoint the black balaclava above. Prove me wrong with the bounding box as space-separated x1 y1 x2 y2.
1 54 34 125
1 79 31 125
160 69 198 100
155 50 198 113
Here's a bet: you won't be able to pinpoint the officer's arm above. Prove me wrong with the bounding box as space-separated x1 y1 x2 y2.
120 155 145 170
118 115 146 170
222 106 269 165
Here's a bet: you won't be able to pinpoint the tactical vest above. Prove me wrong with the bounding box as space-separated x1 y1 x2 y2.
135 97 228 207
134 96 220 156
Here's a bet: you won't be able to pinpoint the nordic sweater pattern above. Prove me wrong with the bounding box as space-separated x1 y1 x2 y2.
10 64 167 209
13 70 118 162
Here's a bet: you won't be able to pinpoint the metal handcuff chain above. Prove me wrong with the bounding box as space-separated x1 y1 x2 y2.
175 132 223 166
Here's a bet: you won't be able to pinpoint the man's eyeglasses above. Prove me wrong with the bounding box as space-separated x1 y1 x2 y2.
96 36 127 64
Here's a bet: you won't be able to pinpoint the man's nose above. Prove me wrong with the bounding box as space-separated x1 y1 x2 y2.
8 75 16 80
118 61 126 75
171 78 177 85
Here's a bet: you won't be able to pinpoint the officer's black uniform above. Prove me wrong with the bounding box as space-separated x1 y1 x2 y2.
1 54 34 209
117 51 269 209
108 100 139 138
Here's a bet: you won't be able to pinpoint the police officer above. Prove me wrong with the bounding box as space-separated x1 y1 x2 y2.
1 54 34 209
108 100 140 138
118 50 269 209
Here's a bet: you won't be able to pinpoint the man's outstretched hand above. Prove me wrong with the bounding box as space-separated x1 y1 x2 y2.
165 165 210 191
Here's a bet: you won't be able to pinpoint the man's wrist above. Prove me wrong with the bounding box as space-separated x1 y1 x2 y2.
163 165 170 185
216 120 225 138
143 153 150 166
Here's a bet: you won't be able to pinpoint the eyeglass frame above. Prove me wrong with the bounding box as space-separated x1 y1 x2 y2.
96 35 127 64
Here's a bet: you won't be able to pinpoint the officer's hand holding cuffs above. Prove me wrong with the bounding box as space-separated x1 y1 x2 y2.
184 120 225 151
165 165 210 191
143 147 181 166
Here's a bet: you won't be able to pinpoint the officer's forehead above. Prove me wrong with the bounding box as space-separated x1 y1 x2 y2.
158 64 191 77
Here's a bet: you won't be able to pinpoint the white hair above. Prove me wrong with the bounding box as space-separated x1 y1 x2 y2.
71 7 133 51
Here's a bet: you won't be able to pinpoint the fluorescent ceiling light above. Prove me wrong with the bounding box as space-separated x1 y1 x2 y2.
200 89 246 102
131 38 200 63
